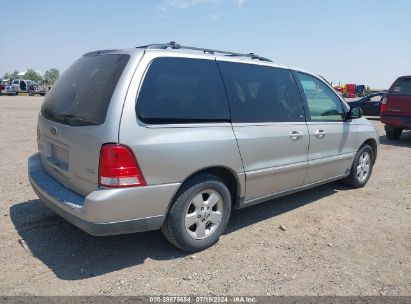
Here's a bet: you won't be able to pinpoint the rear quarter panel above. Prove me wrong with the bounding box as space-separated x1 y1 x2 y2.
118 51 245 197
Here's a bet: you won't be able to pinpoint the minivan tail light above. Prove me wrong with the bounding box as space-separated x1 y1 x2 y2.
99 144 146 188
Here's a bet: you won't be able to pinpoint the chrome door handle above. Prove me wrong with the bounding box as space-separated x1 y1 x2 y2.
315 129 325 138
290 130 303 141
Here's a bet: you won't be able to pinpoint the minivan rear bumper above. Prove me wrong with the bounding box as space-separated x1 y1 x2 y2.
28 153 180 236
380 114 411 129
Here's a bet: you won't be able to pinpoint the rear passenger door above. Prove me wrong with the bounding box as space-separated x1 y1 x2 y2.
295 72 357 184
218 61 309 202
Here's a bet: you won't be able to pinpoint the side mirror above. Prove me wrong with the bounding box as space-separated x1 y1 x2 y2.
347 107 363 120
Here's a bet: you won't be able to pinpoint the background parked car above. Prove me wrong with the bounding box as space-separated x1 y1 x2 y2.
27 80 46 96
0 79 6 94
7 79 46 96
11 79 28 95
381 76 411 139
347 92 385 116
1 81 17 96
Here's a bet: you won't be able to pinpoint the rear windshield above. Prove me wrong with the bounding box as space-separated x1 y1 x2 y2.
41 54 129 126
391 77 411 96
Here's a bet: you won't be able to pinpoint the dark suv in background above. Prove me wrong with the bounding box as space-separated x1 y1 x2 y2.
381 76 411 139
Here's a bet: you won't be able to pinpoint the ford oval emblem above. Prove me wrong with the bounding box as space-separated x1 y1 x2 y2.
50 126 58 136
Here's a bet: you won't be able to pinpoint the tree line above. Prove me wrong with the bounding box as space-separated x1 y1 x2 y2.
2 68 60 85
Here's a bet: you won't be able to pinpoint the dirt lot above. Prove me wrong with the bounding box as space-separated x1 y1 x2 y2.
0 96 410 296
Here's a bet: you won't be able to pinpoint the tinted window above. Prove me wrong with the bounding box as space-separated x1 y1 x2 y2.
391 77 411 96
136 57 230 124
218 62 304 123
297 72 344 121
41 54 129 126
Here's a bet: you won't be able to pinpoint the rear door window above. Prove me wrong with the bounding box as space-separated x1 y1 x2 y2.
391 77 411 96
136 57 230 124
217 61 305 123
41 54 129 126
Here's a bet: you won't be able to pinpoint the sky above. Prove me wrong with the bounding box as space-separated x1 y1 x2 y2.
1 0 410 89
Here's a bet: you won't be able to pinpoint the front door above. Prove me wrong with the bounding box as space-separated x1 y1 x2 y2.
218 61 309 202
295 72 357 185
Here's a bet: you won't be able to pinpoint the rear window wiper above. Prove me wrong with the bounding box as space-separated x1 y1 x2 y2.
54 112 100 126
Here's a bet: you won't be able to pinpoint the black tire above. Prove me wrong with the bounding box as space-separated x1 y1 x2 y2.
15 92 18 96
40 93 45 96
28 90 35 96
342 144 374 188
162 174 232 252
385 125 402 140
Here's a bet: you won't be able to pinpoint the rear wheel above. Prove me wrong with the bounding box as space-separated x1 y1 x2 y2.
385 125 402 140
342 144 374 188
162 174 231 252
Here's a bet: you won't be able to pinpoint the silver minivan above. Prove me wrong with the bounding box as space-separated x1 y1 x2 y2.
28 42 378 251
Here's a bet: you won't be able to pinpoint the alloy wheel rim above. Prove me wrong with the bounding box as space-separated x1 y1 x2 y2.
356 152 371 182
184 189 223 240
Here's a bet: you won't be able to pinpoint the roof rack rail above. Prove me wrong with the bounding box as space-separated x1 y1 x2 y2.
136 41 272 62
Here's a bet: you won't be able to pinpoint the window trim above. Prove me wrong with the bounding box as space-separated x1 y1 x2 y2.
293 70 348 122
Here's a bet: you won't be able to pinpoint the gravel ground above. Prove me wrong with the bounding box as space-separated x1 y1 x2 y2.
0 96 410 296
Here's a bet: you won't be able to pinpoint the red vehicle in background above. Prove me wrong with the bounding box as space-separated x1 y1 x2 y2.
0 79 6 92
345 84 356 98
336 83 366 98
380 76 411 139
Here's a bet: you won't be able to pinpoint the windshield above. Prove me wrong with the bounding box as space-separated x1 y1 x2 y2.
41 54 129 126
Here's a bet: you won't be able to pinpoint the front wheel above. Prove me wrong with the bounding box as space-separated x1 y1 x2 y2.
342 144 374 188
385 125 402 140
162 174 232 252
